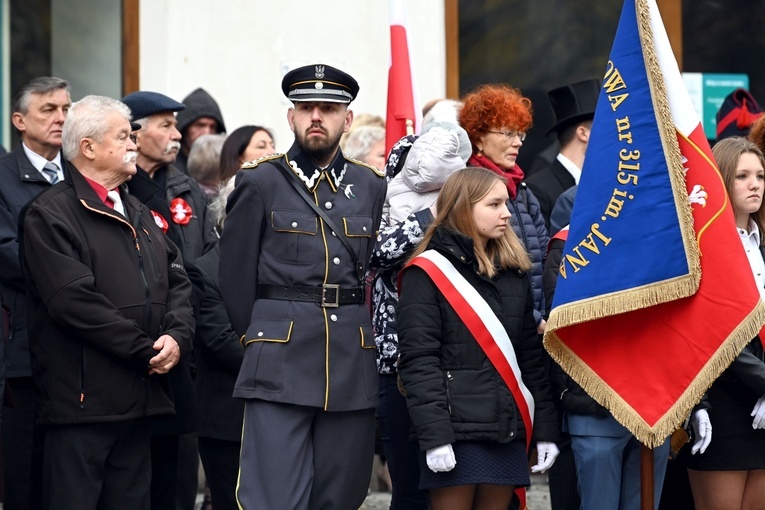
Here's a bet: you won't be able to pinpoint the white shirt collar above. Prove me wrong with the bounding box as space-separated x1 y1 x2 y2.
556 153 582 184
737 218 762 246
22 143 63 176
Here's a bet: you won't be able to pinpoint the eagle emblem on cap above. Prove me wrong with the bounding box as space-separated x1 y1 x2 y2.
315 65 325 79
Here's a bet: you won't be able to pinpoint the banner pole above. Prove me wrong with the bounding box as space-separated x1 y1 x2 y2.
641 445 654 510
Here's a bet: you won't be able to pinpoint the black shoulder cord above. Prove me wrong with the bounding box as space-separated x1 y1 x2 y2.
272 159 364 282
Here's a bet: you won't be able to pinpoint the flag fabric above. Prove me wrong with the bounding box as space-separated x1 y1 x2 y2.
544 0 765 447
386 0 421 155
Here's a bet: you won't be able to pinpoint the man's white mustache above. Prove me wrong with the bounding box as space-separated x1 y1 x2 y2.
164 141 181 154
124 151 138 164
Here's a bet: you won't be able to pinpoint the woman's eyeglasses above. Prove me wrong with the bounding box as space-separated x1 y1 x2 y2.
486 130 526 142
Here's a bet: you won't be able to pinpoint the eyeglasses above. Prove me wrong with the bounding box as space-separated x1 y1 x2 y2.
486 130 526 142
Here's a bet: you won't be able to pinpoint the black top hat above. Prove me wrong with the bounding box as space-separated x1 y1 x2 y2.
547 79 600 134
281 64 359 104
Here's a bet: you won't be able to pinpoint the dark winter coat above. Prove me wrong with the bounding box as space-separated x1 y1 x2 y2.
21 165 195 425
127 165 218 263
509 182 549 325
0 149 66 378
398 227 559 451
194 245 244 441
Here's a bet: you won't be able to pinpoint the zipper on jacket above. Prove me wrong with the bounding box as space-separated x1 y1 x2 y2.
446 371 453 415
79 343 85 409
133 237 153 334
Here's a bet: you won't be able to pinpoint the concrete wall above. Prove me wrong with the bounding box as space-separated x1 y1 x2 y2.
140 0 446 151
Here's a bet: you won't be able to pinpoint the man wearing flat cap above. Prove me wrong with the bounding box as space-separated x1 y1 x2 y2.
219 63 386 509
120 90 214 510
121 91 217 262
524 79 600 233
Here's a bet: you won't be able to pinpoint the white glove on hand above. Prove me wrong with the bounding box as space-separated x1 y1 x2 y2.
425 443 456 473
751 395 765 429
691 409 712 454
531 441 560 473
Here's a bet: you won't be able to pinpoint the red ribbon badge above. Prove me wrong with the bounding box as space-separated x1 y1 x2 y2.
170 198 192 225
151 210 169 233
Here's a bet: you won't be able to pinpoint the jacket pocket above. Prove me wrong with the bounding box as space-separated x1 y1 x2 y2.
242 319 293 345
360 325 375 349
446 368 498 425
272 210 317 235
342 216 374 238
239 319 293 393
271 210 317 264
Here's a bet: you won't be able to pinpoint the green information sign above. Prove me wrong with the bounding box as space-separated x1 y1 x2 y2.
682 72 750 140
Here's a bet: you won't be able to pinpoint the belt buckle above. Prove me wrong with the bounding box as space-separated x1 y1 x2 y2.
321 284 340 307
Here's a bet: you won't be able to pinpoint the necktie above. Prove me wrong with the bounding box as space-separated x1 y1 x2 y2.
42 161 60 184
106 190 125 216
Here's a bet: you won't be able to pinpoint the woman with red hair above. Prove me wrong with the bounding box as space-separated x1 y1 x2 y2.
459 84 549 337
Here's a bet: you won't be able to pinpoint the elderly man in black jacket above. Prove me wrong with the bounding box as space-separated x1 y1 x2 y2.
21 94 195 510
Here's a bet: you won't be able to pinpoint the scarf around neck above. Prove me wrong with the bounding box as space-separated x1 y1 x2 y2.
467 153 524 200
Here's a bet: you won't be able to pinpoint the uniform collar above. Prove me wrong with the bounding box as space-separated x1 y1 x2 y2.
286 142 348 193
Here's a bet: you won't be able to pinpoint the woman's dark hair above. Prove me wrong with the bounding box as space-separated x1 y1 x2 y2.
219 125 273 183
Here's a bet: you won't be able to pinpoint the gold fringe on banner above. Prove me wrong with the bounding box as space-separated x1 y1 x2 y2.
545 301 765 447
546 273 697 332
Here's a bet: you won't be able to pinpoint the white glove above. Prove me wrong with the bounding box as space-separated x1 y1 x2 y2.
531 441 560 473
691 409 712 455
751 395 765 429
425 443 456 473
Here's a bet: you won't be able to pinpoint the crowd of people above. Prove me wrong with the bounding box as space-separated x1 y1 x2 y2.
0 64 764 510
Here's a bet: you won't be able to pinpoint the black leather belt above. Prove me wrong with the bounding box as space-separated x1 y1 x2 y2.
257 284 364 307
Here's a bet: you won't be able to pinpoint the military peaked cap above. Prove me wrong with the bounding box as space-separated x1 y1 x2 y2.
282 64 359 104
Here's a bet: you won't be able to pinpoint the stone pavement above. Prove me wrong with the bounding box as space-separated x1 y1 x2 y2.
361 473 552 509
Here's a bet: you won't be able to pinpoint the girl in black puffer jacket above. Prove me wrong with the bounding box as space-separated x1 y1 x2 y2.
398 167 560 509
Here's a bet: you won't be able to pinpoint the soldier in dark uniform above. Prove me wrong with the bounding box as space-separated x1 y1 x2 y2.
219 64 386 509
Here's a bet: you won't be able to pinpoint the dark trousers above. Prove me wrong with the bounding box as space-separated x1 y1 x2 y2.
2 377 44 510
150 432 199 510
548 434 580 510
377 374 429 510
43 419 151 510
198 437 240 510
238 399 375 510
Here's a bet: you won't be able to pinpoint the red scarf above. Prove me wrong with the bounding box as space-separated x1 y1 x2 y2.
468 154 524 200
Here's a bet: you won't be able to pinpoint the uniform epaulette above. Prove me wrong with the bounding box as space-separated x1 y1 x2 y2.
345 157 385 178
241 153 285 169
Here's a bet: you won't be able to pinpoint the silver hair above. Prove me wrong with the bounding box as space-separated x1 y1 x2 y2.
209 177 236 232
62 95 132 161
343 125 385 161
12 76 70 114
188 133 226 186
